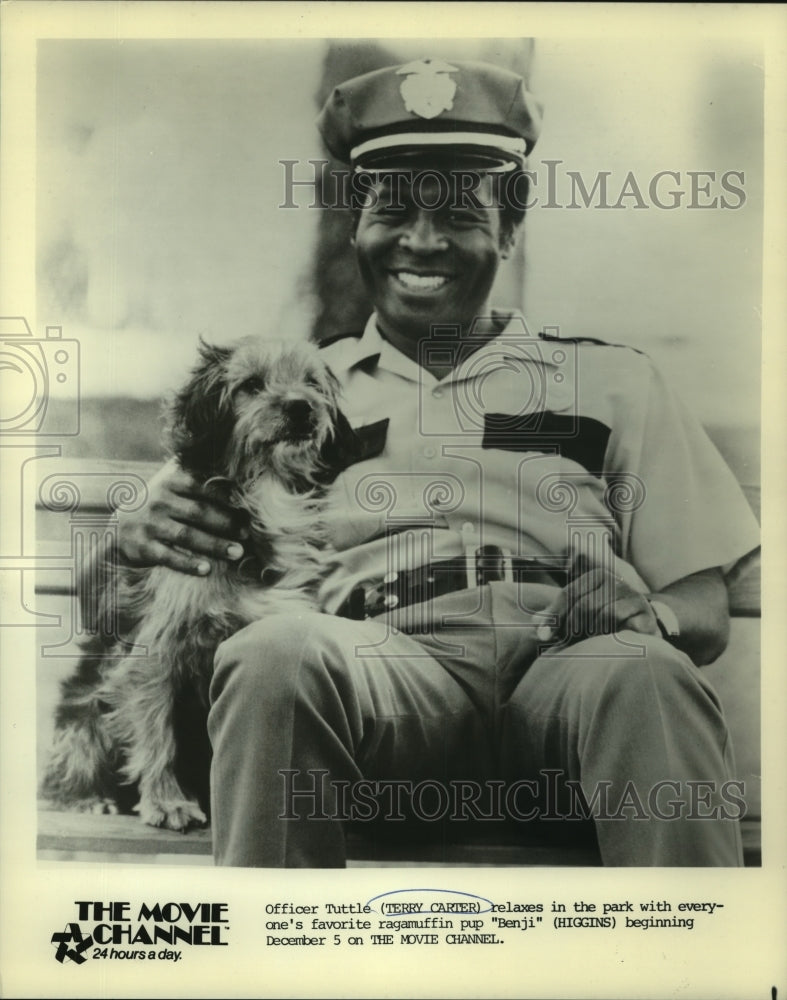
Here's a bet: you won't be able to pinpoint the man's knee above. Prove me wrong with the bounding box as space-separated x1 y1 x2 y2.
595 632 689 686
565 632 726 725
211 611 356 704
528 631 719 717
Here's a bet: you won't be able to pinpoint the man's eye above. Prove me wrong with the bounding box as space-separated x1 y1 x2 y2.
371 205 407 219
447 210 481 225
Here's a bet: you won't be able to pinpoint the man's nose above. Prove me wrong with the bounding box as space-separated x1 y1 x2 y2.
398 211 447 253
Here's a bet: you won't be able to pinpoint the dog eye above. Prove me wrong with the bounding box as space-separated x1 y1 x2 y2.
237 375 264 394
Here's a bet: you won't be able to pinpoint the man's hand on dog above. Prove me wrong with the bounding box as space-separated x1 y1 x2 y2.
117 459 244 575
537 550 660 646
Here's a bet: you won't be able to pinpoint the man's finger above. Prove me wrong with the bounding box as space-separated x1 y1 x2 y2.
144 540 213 577
536 569 607 642
565 590 656 640
563 581 615 640
157 520 244 561
569 550 594 581
569 538 619 581
566 567 607 603
621 606 660 636
535 589 565 642
165 493 238 538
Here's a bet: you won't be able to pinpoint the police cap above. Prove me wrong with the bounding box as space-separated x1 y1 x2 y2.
317 57 543 172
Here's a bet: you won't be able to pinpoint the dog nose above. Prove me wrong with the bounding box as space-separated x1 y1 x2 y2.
283 398 313 425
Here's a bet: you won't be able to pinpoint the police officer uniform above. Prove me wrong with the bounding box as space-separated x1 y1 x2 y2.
207 59 760 867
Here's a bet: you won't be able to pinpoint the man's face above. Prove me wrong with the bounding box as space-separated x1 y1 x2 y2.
353 172 511 344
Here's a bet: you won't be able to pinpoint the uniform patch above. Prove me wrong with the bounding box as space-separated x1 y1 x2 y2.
482 411 611 477
352 417 389 461
316 416 389 482
329 417 389 473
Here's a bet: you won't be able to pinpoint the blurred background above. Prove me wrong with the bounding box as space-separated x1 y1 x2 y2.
36 37 762 482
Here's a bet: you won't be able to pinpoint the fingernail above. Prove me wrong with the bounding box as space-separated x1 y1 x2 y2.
227 543 244 560
536 625 553 642
197 561 211 575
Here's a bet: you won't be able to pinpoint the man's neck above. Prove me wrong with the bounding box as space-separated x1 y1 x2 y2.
377 312 509 380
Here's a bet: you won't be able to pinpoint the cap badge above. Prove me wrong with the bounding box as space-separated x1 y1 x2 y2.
396 59 458 120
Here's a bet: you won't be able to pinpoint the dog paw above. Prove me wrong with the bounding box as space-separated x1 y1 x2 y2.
136 797 207 832
89 797 120 815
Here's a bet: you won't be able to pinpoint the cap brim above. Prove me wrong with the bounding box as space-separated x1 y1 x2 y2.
351 132 527 172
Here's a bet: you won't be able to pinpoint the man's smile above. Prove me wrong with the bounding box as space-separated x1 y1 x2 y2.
391 270 453 293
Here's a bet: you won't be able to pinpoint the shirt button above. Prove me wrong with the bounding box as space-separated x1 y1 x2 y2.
423 446 436 459
432 387 444 399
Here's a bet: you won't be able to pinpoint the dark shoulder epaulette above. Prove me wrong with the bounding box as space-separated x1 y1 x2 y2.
316 330 364 350
537 330 645 355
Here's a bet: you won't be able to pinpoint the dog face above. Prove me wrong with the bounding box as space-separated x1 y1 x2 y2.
169 337 347 490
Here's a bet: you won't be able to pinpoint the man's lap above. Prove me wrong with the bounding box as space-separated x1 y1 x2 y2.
209 587 741 864
210 582 726 773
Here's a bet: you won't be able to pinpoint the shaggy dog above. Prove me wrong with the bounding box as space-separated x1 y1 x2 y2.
41 336 355 831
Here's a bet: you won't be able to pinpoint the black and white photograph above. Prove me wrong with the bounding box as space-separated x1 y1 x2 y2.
1 3 785 997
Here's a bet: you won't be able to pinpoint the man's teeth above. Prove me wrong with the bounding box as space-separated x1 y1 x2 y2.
395 272 449 291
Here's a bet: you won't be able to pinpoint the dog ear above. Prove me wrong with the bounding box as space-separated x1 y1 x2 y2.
168 340 236 479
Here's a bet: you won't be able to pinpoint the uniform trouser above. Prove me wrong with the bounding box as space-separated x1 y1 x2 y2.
207 583 743 867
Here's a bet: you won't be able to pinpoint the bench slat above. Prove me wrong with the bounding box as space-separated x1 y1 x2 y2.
37 810 761 866
37 808 212 855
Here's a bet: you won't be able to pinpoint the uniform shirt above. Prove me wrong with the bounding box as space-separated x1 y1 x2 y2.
318 311 760 614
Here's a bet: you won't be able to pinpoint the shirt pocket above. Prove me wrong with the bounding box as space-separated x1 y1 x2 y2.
481 410 611 478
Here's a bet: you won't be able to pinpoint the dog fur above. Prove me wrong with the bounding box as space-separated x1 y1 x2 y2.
41 335 353 831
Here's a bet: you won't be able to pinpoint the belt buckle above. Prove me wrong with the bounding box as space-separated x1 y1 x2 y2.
499 547 513 583
471 544 513 586
464 544 477 589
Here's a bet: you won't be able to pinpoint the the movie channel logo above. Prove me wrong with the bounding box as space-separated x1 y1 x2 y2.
50 900 229 965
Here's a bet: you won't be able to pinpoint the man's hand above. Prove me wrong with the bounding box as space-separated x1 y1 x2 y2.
537 552 660 646
536 551 730 666
117 459 244 575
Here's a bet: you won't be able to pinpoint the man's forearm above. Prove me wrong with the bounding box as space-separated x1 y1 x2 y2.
651 567 730 666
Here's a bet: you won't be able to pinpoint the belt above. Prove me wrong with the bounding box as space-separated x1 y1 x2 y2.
336 545 567 621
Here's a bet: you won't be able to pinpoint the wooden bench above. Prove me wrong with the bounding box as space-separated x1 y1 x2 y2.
34 458 761 866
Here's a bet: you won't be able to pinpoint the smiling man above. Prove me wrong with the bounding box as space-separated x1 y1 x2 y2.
350 169 517 372
109 58 760 867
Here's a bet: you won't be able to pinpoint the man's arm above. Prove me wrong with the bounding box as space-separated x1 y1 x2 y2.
540 562 729 667
78 459 244 636
650 567 729 666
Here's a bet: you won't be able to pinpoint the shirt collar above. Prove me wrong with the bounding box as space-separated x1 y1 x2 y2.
329 310 553 382
325 316 426 383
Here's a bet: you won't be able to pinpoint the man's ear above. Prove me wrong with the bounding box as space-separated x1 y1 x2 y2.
500 227 518 260
349 212 360 245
